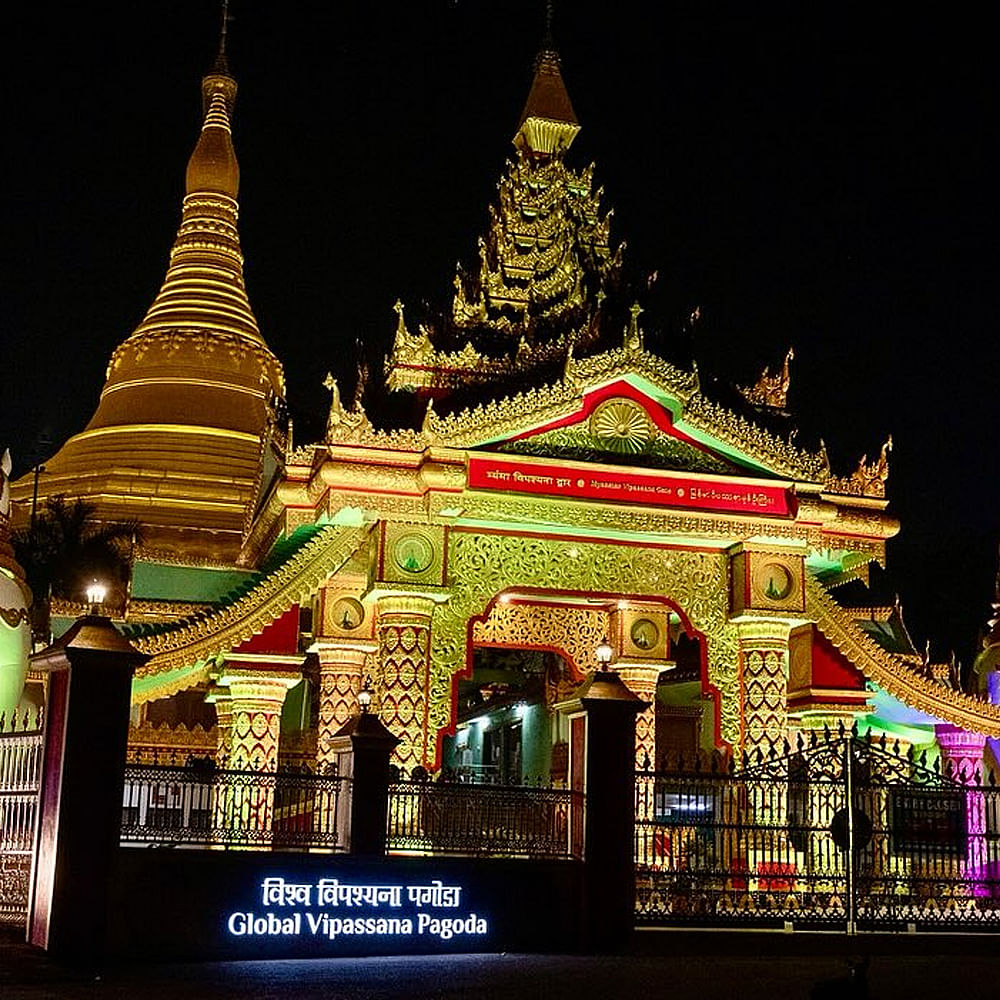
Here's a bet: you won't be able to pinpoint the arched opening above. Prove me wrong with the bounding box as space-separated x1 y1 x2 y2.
441 647 578 784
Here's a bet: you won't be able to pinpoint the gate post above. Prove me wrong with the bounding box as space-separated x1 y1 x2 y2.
330 704 400 855
27 612 147 963
575 667 645 952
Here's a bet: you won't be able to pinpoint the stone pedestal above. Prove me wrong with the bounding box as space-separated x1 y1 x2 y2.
27 614 147 964
330 711 400 855
566 669 646 953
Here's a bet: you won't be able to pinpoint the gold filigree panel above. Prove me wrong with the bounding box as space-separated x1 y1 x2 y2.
473 603 604 678
430 533 738 764
742 649 786 752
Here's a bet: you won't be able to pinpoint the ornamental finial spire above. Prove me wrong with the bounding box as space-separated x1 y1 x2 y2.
213 0 232 76
514 0 579 155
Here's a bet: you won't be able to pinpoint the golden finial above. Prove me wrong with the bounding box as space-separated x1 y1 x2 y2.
213 0 233 75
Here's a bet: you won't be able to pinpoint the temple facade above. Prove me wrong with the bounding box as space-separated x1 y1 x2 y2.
5 26 1000 792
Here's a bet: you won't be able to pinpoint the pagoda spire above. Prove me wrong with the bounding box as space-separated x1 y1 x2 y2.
514 2 580 156
12 22 285 562
124 27 273 356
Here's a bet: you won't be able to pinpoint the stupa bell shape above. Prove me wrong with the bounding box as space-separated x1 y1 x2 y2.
13 63 285 563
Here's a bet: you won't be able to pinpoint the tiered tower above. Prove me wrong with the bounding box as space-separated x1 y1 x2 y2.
385 35 622 397
12 46 285 564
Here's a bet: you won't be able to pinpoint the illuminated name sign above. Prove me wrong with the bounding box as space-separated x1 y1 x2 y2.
468 457 796 518
225 876 488 945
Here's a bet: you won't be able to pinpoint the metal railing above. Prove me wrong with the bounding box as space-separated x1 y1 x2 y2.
387 775 584 859
1 714 44 925
121 761 350 851
635 732 1000 931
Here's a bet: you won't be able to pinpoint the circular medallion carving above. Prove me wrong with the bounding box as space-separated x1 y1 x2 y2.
756 561 793 601
331 596 365 631
590 398 654 454
393 533 434 574
630 617 660 651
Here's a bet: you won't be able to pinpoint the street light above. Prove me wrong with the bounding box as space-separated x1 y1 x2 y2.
595 636 614 671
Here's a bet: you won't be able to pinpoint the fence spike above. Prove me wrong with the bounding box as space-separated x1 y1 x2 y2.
0 711 5 733
809 729 818 748
693 753 702 773
782 737 791 756
767 743 776 760
823 723 831 742
919 749 927 767
796 732 804 752
851 719 859 738
755 747 764 765
974 765 982 786
710 753 719 773
878 731 886 750
728 755 736 774
990 770 996 788
641 750 651 771
837 719 846 737
958 760 968 783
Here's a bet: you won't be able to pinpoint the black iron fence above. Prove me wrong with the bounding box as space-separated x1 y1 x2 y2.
121 760 350 851
635 728 1000 932
0 710 44 926
387 772 584 859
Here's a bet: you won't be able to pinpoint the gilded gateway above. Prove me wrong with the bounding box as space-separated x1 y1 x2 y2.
6 21 1000 793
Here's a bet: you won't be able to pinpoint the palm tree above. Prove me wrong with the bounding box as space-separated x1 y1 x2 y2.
12 496 142 642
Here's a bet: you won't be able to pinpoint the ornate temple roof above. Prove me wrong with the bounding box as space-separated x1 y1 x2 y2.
12 44 286 564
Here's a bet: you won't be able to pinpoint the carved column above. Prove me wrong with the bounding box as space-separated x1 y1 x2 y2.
736 620 791 754
935 723 988 887
204 683 232 764
312 641 374 771
616 663 662 768
375 594 436 769
216 655 304 769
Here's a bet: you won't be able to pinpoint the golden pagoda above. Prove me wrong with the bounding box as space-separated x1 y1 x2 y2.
11 46 285 564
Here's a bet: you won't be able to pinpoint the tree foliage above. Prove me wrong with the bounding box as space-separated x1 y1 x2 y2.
11 496 142 610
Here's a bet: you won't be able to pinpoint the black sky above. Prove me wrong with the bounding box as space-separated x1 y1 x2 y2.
3 2 997 667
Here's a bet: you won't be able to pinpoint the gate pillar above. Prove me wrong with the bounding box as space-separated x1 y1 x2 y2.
936 723 988 885
736 620 791 754
27 613 147 963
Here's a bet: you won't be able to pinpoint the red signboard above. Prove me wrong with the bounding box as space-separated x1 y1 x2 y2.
468 456 795 518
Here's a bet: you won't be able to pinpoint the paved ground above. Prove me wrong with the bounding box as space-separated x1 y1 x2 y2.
4 925 999 999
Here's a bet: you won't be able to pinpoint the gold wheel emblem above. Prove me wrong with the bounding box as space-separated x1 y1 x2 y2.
590 398 653 454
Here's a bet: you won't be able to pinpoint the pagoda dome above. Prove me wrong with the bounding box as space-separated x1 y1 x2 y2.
11 59 285 564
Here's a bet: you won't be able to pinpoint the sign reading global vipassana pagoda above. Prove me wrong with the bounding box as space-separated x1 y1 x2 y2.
226 875 487 948
468 456 796 518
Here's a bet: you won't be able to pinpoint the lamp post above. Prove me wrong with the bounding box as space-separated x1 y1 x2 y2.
85 580 107 615
595 636 614 672
357 681 372 714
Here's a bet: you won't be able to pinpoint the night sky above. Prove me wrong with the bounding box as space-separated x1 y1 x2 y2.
3 2 997 668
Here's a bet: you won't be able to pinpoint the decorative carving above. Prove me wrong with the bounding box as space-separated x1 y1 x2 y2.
741 347 794 409
473 602 604 679
737 622 791 752
376 595 436 767
827 436 893 499
807 575 1000 736
132 525 373 686
429 533 739 765
589 397 654 454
